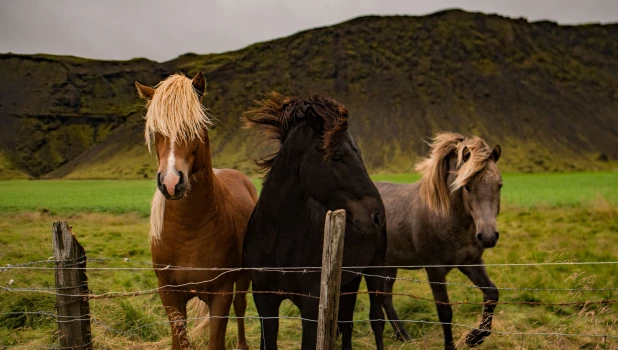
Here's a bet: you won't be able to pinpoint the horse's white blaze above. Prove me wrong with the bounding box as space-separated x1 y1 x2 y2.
167 142 176 174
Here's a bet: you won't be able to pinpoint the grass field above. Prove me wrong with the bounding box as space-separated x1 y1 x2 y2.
0 172 616 216
0 172 617 349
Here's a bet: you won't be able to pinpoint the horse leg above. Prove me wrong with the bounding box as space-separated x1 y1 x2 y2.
365 273 386 350
338 275 362 350
426 268 455 350
160 290 192 350
382 268 412 342
299 297 320 350
458 264 498 347
233 275 250 350
207 285 234 350
253 292 283 350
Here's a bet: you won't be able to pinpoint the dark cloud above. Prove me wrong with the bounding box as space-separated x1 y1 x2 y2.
1 0 616 62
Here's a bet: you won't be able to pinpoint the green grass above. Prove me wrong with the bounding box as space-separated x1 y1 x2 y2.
372 172 618 208
0 173 616 216
0 207 616 349
0 180 157 216
0 172 617 348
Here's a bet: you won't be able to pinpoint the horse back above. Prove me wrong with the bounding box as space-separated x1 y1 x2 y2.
215 168 258 209
375 181 426 268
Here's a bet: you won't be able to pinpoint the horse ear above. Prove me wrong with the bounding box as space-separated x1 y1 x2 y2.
491 144 501 162
135 81 155 100
192 72 206 98
304 106 324 132
462 146 471 163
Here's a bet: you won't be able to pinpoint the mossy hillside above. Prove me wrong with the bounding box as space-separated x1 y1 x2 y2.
2 10 618 178
0 152 27 180
0 54 167 177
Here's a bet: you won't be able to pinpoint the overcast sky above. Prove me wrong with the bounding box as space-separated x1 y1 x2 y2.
1 0 617 62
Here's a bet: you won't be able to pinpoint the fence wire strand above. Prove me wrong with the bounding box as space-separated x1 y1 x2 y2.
3 257 618 272
2 257 617 348
2 312 615 349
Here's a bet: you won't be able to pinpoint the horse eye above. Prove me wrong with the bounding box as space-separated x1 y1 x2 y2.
464 185 470 192
499 184 503 190
332 154 343 162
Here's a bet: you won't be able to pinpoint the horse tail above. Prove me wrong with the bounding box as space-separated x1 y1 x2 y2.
187 297 210 337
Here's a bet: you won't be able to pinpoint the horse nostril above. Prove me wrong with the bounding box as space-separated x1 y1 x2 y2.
157 172 163 187
495 231 500 240
371 211 383 228
177 171 184 185
476 233 483 242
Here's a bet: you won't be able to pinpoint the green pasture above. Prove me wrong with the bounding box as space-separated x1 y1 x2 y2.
0 172 616 215
0 172 617 348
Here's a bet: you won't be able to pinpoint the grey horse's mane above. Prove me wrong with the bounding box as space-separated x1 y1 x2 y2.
415 132 493 215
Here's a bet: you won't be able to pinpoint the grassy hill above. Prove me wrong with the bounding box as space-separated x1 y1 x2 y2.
1 10 617 179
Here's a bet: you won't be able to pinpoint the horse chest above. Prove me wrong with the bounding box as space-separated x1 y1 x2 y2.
153 222 241 268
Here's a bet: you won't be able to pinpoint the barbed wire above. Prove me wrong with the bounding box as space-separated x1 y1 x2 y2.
2 257 617 348
2 258 618 272
3 271 617 294
2 285 617 307
0 284 89 292
0 311 91 323
3 311 616 348
2 296 616 348
4 312 615 347
344 269 618 292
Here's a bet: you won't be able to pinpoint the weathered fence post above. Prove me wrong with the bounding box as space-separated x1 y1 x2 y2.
317 209 346 350
52 221 92 350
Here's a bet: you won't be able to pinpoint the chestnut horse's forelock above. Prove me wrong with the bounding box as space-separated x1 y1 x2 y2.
143 73 211 152
415 132 494 215
242 92 349 177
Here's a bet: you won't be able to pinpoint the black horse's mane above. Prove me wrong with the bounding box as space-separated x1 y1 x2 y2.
243 92 349 177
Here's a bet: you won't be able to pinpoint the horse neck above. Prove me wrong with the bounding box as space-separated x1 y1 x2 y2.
441 155 474 228
165 134 226 229
259 161 314 227
445 187 474 229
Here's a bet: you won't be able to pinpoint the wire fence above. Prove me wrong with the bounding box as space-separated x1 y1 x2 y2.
1 257 617 349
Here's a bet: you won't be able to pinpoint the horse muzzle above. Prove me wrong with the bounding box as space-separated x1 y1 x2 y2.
157 171 186 200
347 198 385 235
476 231 499 248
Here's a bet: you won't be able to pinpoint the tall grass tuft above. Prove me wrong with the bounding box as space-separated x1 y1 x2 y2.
0 296 55 329
115 301 168 342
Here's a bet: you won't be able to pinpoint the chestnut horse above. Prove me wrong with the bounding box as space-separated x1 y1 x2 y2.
135 73 258 350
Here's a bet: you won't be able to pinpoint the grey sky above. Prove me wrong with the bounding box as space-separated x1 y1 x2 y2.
1 0 617 62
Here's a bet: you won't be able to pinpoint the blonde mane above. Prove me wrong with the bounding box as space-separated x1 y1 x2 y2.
416 132 493 215
143 73 211 242
143 73 211 152
150 190 165 243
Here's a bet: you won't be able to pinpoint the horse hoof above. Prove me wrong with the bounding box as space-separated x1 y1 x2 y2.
465 328 491 347
394 331 413 342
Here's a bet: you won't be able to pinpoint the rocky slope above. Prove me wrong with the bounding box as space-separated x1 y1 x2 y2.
1 10 617 179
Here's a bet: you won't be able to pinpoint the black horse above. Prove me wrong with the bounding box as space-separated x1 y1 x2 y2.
242 92 388 350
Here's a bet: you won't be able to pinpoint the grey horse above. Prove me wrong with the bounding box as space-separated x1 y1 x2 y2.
375 132 502 349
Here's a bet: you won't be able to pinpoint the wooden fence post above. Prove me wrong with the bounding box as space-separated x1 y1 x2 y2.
317 209 346 350
52 221 92 350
